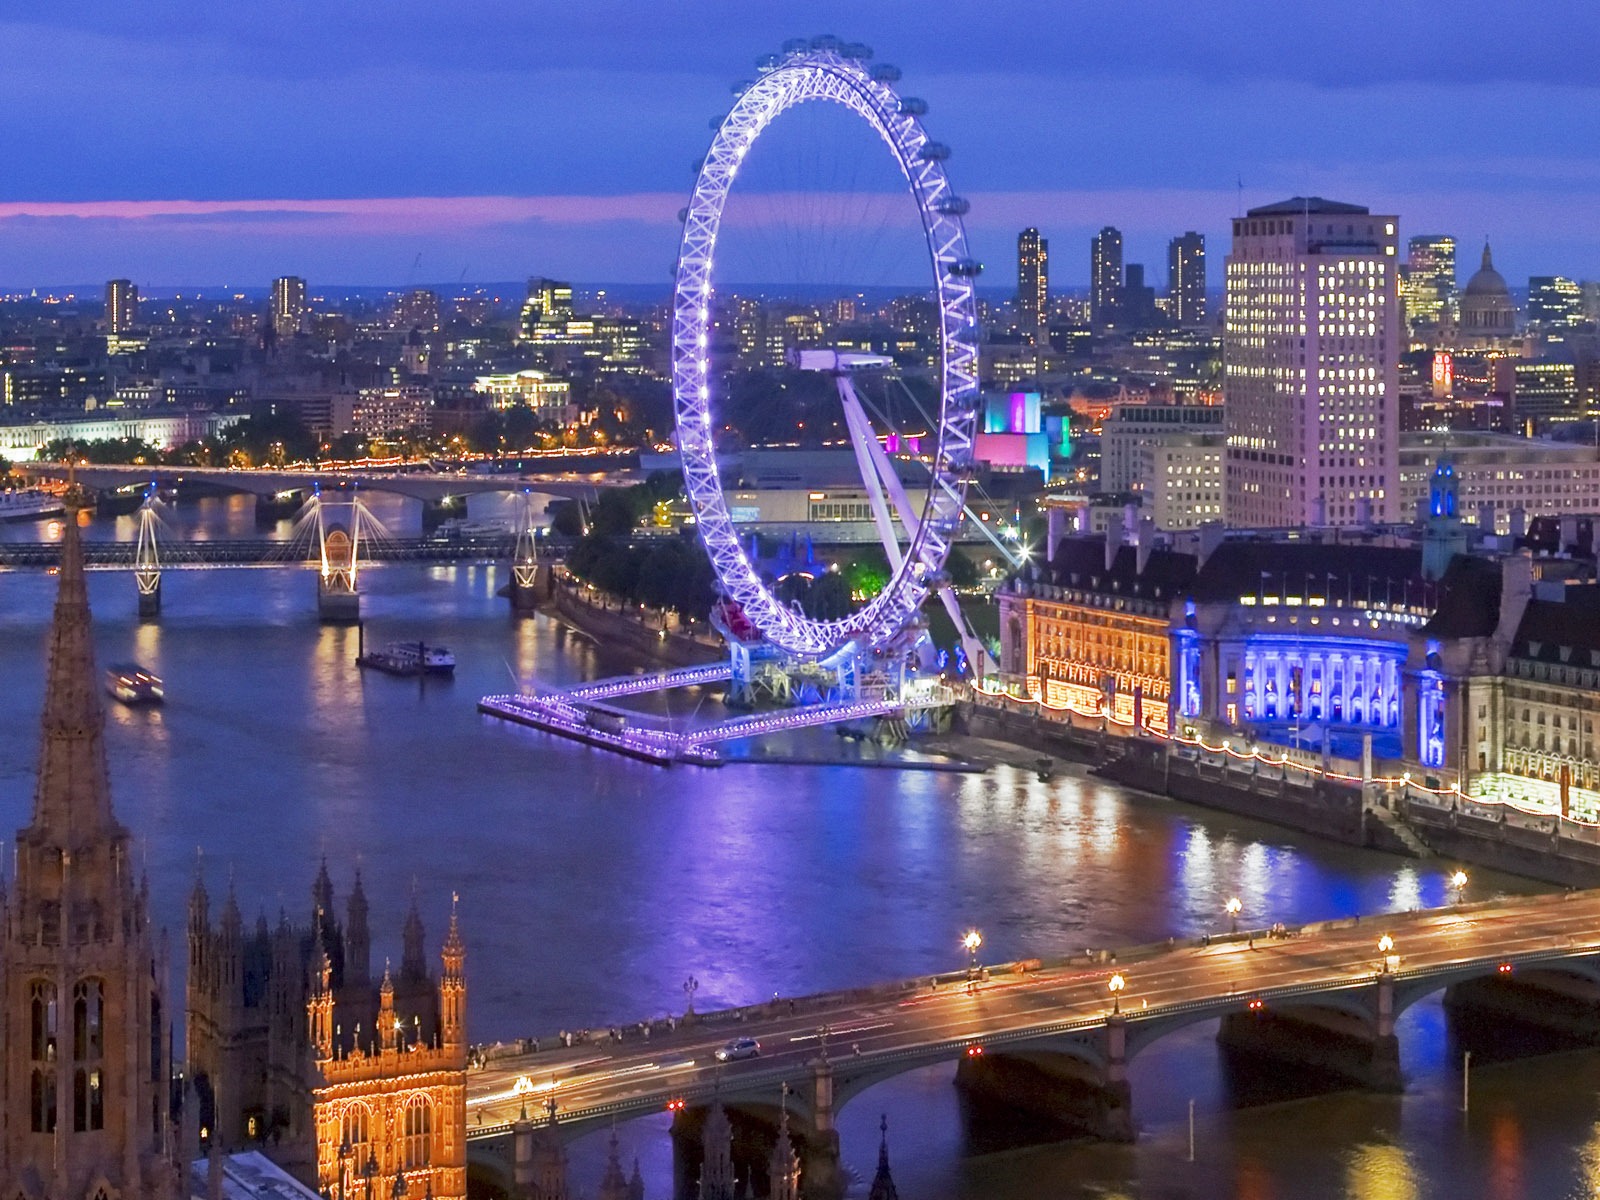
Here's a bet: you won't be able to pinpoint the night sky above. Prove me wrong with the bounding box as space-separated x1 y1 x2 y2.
1 1 1596 289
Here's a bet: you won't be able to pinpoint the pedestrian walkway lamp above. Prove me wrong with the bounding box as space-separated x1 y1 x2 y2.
683 975 699 1016
1225 897 1242 933
1451 870 1468 904
1109 973 1126 1015
963 930 983 973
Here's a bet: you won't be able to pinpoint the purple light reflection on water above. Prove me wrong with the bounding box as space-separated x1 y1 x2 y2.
0 493 1589 1199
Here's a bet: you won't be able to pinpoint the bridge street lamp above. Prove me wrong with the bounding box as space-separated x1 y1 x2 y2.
1108 972 1126 1015
1451 870 1468 904
963 930 983 975
684 975 699 1016
1377 934 1398 975
1225 897 1242 934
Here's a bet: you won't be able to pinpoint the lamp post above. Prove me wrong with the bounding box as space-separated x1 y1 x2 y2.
1377 934 1398 975
963 930 983 975
683 975 699 1016
1225 896 1242 934
1108 973 1126 1015
1451 870 1468 905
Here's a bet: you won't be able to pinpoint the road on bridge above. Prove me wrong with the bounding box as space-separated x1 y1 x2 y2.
465 888 1600 1135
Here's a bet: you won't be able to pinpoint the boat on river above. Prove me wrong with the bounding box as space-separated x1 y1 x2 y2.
105 663 164 705
0 487 65 522
357 639 455 677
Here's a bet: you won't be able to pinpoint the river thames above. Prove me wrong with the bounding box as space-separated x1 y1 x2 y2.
3 495 1600 1198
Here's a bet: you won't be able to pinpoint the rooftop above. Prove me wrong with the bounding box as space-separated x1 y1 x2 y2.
1247 197 1371 217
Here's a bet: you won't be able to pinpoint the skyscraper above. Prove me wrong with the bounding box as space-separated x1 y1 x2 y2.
1402 235 1457 330
398 287 441 333
272 275 308 339
1527 276 1585 331
1 482 179 1193
1167 232 1206 326
105 278 139 335
1224 197 1400 528
1091 226 1123 325
1016 227 1049 344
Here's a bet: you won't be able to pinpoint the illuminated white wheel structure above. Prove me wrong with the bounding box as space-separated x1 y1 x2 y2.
672 38 980 660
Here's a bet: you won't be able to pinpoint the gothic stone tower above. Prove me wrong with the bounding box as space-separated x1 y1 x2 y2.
0 487 177 1197
309 898 468 1200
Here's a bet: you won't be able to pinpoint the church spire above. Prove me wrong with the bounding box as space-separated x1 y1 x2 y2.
1482 240 1494 271
866 1115 899 1200
26 481 123 849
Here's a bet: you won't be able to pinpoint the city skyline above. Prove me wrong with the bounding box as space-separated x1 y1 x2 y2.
1 3 1597 286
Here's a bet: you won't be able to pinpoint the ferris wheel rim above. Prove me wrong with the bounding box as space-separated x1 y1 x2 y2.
671 45 980 659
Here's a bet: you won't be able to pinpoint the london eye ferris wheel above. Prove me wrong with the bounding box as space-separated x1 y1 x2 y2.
671 36 983 668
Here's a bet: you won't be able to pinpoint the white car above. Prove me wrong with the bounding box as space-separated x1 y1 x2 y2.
715 1037 761 1062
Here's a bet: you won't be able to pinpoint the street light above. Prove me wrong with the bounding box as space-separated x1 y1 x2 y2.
683 975 699 1016
963 930 983 973
1108 973 1126 1014
1225 896 1242 933
1451 870 1468 904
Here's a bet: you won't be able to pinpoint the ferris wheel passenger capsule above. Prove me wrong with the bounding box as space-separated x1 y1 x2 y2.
781 37 809 55
946 258 983 278
917 141 950 161
899 97 930 116
934 196 971 216
756 53 780 72
843 42 873 60
809 34 842 52
871 64 902 82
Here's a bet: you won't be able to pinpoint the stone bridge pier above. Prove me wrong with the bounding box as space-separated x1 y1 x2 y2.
254 488 307 526
954 1019 1133 1142
1216 979 1402 1093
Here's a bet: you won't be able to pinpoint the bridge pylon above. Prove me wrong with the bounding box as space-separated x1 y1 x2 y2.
310 492 362 623
134 487 161 619
507 490 548 613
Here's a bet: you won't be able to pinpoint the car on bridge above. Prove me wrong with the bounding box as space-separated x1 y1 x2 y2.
714 1037 761 1062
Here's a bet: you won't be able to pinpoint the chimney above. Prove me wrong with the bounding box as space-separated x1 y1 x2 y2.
1496 555 1533 646
1046 507 1066 567
1509 507 1527 540
1104 511 1123 571
1197 520 1226 567
1477 503 1496 533
1560 515 1578 553
1136 517 1156 575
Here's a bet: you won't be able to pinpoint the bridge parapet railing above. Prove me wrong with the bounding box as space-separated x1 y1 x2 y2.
478 897 1553 1070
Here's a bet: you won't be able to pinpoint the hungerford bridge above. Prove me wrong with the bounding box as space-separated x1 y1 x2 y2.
467 889 1600 1199
4 477 560 622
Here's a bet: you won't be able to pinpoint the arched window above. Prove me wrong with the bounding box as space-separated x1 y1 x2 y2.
31 980 57 1063
341 1104 370 1168
74 979 104 1062
31 1067 56 1133
402 1096 432 1168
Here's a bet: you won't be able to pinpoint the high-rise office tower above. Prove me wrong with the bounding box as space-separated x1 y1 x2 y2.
398 287 441 333
1091 226 1123 325
1224 197 1400 528
518 277 575 340
1017 227 1049 344
105 278 138 335
105 278 138 334
1167 232 1206 326
272 275 307 339
1527 276 1585 330
1401 235 1457 330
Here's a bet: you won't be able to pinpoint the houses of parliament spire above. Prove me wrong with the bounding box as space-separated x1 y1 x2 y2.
1 484 179 1196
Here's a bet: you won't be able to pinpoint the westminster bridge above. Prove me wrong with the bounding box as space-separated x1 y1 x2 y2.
466 888 1600 1197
